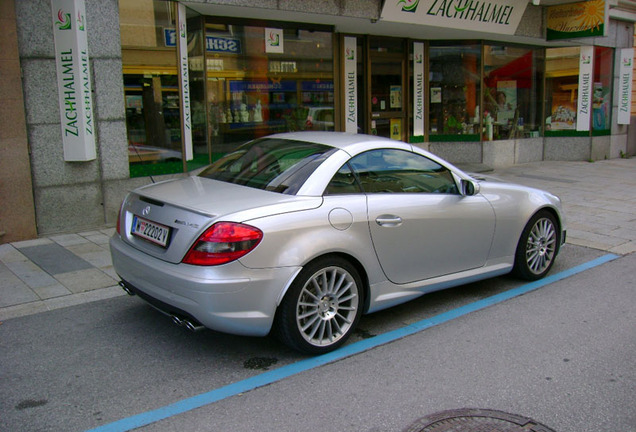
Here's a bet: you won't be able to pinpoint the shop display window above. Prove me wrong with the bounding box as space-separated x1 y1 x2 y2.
120 0 184 178
545 47 581 134
120 0 334 178
545 46 613 135
428 44 481 141
368 37 406 140
370 37 405 115
545 47 588 136
205 20 334 160
483 45 543 140
592 46 613 134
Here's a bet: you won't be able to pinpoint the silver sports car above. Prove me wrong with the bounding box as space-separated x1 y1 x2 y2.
110 132 566 354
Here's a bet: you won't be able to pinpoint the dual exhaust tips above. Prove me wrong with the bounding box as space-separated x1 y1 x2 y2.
118 280 204 332
170 315 204 332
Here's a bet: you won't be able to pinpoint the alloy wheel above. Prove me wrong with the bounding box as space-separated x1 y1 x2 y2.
295 265 359 347
525 216 557 275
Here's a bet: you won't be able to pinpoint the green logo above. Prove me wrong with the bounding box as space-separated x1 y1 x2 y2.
268 31 280 47
77 12 85 31
56 9 71 30
398 0 419 13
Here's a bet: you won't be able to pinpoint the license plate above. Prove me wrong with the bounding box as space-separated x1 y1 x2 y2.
131 215 170 247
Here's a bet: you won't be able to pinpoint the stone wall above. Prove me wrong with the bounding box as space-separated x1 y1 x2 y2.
15 0 129 235
0 0 37 242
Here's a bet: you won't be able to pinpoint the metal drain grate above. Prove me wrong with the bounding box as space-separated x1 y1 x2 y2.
404 408 556 432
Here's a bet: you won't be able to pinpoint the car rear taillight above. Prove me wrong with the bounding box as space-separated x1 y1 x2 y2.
182 222 263 266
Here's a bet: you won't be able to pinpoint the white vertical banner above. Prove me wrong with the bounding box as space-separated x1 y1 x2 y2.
617 48 634 125
344 37 358 134
576 46 594 131
51 0 96 161
177 3 193 161
413 42 425 137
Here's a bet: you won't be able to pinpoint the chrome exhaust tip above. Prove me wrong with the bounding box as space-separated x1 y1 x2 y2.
172 315 204 332
119 281 135 296
183 320 204 332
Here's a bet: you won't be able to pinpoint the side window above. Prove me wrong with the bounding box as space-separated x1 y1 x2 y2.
349 149 459 194
325 163 362 195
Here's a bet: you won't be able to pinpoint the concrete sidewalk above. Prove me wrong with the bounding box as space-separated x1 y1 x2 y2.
0 228 122 321
2 158 636 322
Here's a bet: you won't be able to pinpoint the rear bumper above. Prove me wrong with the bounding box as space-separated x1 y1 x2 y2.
109 235 300 336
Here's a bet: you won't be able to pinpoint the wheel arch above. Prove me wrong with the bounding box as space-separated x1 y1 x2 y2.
531 206 564 253
275 251 371 314
512 206 563 280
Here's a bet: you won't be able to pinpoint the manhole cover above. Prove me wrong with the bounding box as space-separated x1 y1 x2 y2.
404 408 556 432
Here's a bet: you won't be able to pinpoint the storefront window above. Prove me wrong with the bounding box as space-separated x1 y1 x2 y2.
120 2 333 177
428 44 481 141
369 37 406 140
545 47 581 134
120 0 184 178
483 45 543 140
545 46 613 135
205 20 333 161
592 46 613 134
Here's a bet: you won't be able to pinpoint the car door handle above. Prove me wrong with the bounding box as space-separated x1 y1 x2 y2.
375 215 403 227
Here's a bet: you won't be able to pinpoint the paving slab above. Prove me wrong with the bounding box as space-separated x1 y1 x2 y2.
17 243 93 275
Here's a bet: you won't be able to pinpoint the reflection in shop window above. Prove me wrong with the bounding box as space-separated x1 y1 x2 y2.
545 46 613 135
205 22 334 162
483 45 543 140
428 44 481 141
592 46 613 134
545 47 581 134
120 0 185 178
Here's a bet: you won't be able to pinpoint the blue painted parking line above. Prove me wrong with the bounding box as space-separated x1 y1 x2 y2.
86 253 618 432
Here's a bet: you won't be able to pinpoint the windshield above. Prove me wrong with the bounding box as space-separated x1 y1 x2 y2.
199 138 335 195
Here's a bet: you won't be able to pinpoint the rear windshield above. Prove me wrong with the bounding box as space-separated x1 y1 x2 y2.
199 138 335 195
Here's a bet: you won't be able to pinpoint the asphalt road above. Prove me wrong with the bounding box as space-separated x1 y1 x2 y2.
1 243 634 432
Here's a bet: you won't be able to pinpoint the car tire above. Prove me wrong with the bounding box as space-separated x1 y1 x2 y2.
513 210 560 281
274 256 363 355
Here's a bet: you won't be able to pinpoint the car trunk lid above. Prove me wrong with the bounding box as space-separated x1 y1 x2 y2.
118 176 322 264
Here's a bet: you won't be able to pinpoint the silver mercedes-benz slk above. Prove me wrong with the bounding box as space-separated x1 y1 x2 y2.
110 132 566 354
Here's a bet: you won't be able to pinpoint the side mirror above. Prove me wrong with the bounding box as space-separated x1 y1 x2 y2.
461 179 479 196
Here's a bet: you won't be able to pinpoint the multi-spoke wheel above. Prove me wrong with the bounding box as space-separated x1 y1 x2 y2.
513 210 560 281
274 256 363 354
